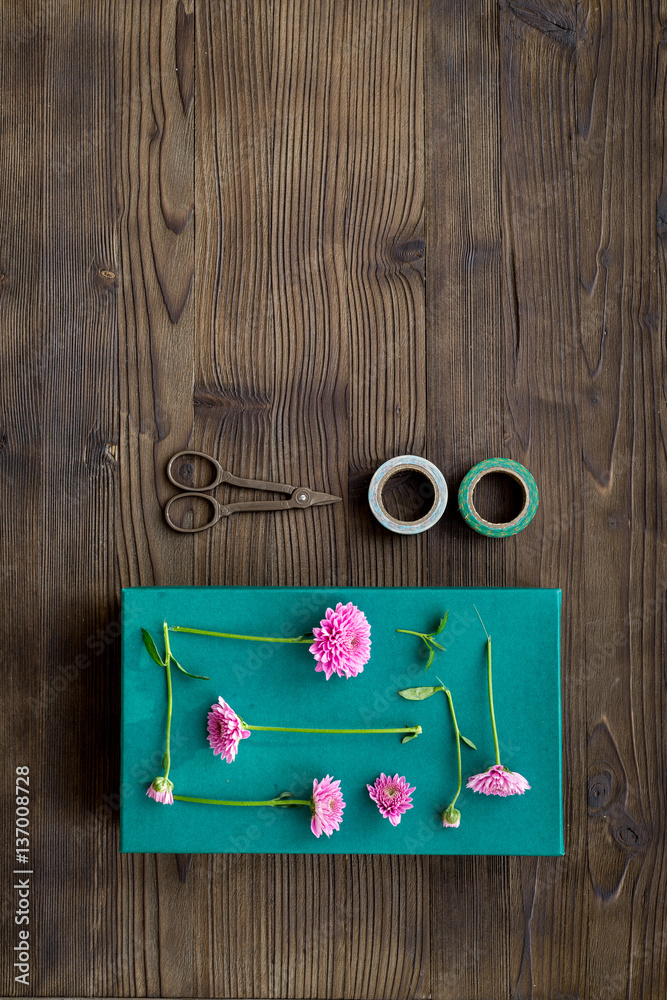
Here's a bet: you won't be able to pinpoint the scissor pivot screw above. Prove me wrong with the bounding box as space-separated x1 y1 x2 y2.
297 492 308 502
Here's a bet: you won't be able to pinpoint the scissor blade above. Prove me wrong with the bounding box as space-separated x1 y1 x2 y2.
307 491 343 507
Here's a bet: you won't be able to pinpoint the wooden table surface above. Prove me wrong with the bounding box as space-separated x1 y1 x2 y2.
2 1 666 998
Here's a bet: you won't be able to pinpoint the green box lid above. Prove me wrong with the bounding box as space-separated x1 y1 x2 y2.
121 586 563 856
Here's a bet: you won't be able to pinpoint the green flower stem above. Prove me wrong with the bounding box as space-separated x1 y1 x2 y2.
162 621 173 780
173 795 311 807
486 636 501 766
396 620 446 671
473 606 501 767
169 626 312 643
395 628 440 649
444 688 462 807
244 724 422 736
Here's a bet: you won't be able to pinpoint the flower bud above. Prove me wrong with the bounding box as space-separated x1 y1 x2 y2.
146 776 174 804
442 804 461 828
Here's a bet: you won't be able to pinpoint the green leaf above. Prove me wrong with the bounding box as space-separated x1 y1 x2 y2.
170 655 209 680
460 733 477 750
401 733 419 743
432 611 449 636
427 639 445 652
162 753 168 768
275 791 300 807
142 628 165 666
397 685 444 700
424 648 435 671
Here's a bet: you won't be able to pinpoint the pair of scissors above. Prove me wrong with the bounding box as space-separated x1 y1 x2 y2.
164 451 342 533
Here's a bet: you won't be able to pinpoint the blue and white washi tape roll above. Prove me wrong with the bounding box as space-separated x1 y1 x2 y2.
368 455 448 534
458 457 539 537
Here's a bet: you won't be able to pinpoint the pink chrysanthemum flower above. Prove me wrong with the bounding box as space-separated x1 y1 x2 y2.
146 776 174 805
467 764 530 797
207 696 251 763
310 775 345 837
309 602 371 679
367 773 415 826
442 804 461 828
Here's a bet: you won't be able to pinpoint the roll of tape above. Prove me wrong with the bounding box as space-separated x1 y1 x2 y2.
368 455 448 534
458 457 539 537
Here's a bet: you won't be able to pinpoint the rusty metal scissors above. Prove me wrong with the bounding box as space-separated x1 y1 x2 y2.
164 450 342 533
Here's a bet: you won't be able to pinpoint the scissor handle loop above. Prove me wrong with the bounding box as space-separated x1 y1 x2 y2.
166 451 225 491
164 492 222 533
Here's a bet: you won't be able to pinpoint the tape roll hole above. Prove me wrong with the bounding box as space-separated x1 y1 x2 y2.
380 469 437 523
471 471 528 525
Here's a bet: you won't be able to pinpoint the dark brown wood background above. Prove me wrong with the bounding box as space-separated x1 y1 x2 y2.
2 0 666 997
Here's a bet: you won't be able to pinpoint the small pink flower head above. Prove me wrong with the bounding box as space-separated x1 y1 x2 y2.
367 773 415 826
466 763 530 797
309 602 371 679
207 696 251 763
146 776 174 805
310 775 345 837
442 804 461 828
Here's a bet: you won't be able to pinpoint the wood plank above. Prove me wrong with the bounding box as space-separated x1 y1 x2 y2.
343 0 428 590
115 0 197 995
490 1 666 998
425 1 512 998
189 3 429 997
116 0 196 590
193 0 277 588
0 5 45 996
497 5 583 997
575 2 667 998
0 1 121 995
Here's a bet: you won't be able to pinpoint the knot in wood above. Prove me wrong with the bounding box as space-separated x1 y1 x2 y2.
393 239 425 263
504 0 576 47
587 767 614 811
85 430 118 472
613 824 639 848
613 821 649 852
179 460 195 485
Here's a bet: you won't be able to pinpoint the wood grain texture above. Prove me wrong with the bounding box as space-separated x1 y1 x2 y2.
1 0 666 997
0 4 46 991
188 4 428 997
425 0 510 994
1 1 120 996
575 2 667 997
498 5 584 998
116 0 198 993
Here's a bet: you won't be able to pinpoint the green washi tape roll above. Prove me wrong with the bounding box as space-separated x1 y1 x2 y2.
458 458 539 537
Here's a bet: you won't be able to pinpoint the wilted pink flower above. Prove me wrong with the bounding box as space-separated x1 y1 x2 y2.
467 764 530 797
207 696 251 763
146 776 174 805
310 775 345 837
442 804 461 828
367 773 415 826
309 602 371 679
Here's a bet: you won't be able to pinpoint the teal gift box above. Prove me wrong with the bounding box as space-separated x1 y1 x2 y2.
121 586 563 856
